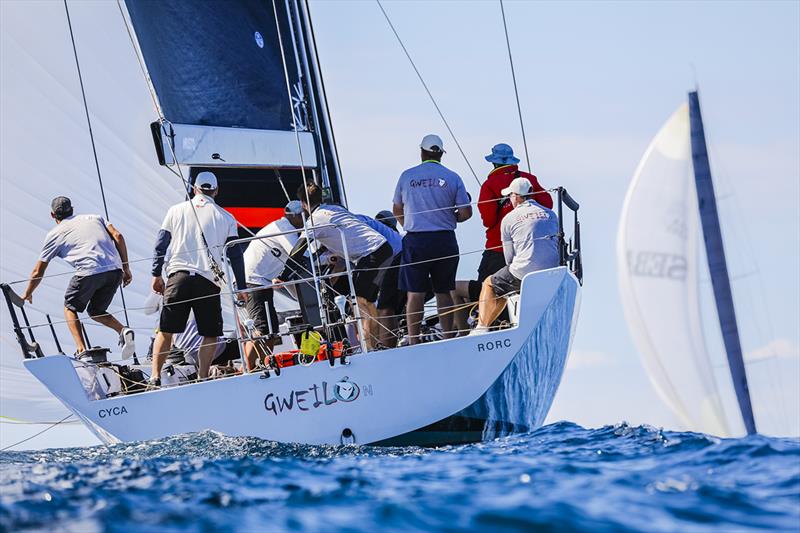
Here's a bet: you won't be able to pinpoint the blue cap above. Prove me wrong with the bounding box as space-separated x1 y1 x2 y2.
375 210 397 230
485 143 520 165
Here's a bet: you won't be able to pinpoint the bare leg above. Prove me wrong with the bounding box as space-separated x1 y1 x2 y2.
477 278 507 327
450 281 472 336
64 307 86 353
91 313 124 334
436 292 455 338
405 292 425 345
197 336 218 379
151 331 173 382
377 308 398 348
356 297 378 350
244 340 258 371
244 333 276 371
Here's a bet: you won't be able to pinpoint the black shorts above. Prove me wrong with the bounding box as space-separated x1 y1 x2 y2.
160 271 222 337
468 249 507 300
490 266 521 297
64 269 122 317
399 231 459 294
376 255 404 312
353 242 394 302
244 284 278 335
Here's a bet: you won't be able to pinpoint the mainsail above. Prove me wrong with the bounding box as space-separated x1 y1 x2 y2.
617 103 734 436
124 0 345 231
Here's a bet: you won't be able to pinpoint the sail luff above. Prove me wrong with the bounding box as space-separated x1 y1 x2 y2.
688 90 757 435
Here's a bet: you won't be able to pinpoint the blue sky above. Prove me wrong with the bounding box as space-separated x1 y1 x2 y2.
309 0 800 434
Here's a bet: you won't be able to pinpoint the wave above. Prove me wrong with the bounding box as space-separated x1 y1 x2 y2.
1 422 798 532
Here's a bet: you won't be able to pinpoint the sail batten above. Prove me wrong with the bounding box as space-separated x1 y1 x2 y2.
688 91 757 435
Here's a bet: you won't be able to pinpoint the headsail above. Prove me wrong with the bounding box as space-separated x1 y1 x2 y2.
688 91 756 435
0 1 185 422
617 103 734 436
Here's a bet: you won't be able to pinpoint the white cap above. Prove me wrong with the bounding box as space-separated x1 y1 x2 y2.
501 177 533 196
195 171 218 191
420 134 445 153
284 200 303 215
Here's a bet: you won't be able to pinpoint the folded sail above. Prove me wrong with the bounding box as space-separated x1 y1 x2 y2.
617 104 733 436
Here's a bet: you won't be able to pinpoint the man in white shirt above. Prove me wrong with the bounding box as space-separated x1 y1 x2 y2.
242 200 304 368
471 177 560 334
150 171 247 384
21 196 135 357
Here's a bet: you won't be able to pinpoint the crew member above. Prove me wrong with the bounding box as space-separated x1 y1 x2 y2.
288 181 394 349
471 177 559 335
452 144 552 334
150 171 247 385
21 197 135 357
472 143 551 296
242 200 304 369
392 134 472 344
354 211 402 348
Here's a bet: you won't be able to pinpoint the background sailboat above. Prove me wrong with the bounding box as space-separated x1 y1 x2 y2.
618 91 765 437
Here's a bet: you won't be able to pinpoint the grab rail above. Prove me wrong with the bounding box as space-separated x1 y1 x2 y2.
1 283 47 359
556 187 583 284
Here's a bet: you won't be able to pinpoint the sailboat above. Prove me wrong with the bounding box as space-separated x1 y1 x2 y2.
1 0 582 446
617 91 756 437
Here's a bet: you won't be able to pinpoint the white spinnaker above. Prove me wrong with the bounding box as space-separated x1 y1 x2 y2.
617 103 736 437
0 1 187 422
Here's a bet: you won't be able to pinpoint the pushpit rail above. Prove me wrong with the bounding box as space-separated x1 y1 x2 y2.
556 187 582 284
1 283 60 359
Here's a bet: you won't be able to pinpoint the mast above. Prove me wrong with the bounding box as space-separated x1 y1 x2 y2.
688 91 757 435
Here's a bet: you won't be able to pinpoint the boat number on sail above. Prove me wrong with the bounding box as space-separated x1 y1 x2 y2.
264 377 363 416
98 406 127 418
477 338 512 352
626 250 687 280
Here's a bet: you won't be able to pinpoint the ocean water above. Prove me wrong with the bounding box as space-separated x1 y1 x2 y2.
1 422 798 532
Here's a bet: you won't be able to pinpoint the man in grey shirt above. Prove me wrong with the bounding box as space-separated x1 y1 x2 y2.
470 178 559 335
21 196 135 357
281 181 393 350
392 134 472 344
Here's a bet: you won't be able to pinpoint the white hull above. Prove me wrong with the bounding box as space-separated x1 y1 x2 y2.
24 267 580 446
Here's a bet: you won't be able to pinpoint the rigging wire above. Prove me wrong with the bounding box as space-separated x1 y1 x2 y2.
8 234 556 334
0 414 74 451
4 189 561 287
499 0 531 173
271 0 342 344
63 0 130 327
375 0 481 187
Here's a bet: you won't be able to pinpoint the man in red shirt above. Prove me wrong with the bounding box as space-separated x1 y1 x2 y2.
473 143 551 294
452 144 552 333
